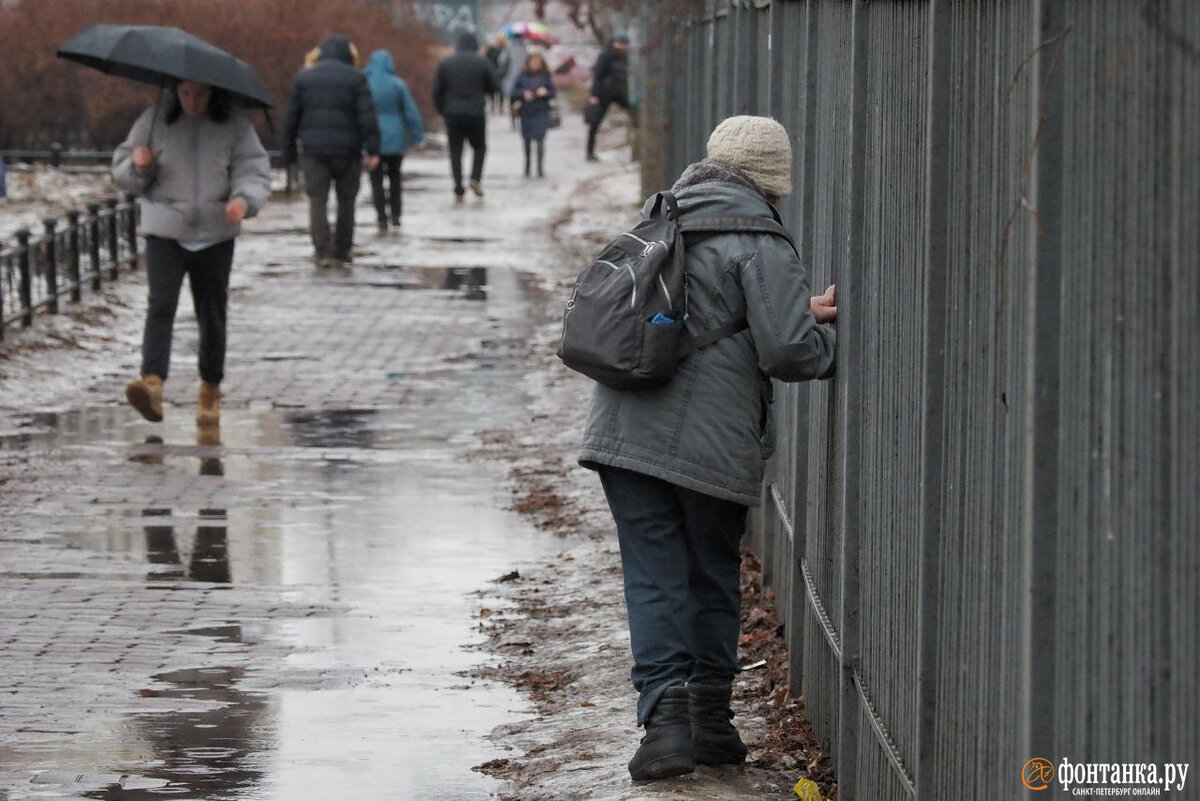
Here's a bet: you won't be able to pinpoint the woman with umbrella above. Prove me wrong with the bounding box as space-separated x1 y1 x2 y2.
112 79 271 427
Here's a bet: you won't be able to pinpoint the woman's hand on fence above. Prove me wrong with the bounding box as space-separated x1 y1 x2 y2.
224 197 247 223
131 146 156 174
810 284 837 324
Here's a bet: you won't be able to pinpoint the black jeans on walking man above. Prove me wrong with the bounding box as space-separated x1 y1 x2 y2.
302 155 362 263
142 236 235 385
369 154 405 226
444 114 486 197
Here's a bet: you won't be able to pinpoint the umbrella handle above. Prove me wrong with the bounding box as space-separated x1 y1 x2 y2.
146 76 166 149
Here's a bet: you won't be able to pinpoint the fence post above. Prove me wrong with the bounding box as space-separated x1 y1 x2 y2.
917 0 952 796
50 143 63 169
123 192 139 270
42 218 59 315
67 210 82 303
15 229 32 327
105 197 119 280
87 202 102 292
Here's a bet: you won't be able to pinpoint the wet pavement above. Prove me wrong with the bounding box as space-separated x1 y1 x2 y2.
2 115 801 801
0 114 618 800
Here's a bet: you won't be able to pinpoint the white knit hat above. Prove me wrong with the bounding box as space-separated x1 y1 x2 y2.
705 115 792 198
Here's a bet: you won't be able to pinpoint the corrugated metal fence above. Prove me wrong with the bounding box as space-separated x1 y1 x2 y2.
640 1 1198 798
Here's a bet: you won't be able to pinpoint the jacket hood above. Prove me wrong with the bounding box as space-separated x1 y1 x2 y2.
456 33 479 52
669 158 776 219
365 49 396 76
318 35 354 64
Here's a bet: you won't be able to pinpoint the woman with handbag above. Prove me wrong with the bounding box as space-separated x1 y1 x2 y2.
510 52 556 178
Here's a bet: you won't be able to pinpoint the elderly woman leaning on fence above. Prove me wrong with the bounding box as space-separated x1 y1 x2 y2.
112 79 271 428
578 115 837 781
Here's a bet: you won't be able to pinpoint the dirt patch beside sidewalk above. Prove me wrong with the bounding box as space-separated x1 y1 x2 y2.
471 163 839 800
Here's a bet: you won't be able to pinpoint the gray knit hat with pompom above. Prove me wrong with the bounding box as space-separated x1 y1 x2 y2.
705 115 792 198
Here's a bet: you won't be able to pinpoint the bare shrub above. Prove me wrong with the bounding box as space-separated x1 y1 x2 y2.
0 0 441 150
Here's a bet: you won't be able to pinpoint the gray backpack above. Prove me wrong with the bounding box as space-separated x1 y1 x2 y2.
556 191 796 390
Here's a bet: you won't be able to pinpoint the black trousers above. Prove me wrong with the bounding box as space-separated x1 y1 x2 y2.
369 154 405 224
302 154 361 261
586 94 637 156
141 236 235 385
443 113 487 195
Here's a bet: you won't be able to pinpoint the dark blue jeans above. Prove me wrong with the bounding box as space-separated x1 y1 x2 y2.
141 236 234 385
597 465 748 724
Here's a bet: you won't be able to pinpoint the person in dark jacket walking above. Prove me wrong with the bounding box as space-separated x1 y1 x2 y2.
510 52 556 178
432 33 499 200
113 81 271 428
484 34 508 114
578 116 838 781
282 35 381 267
364 49 424 232
585 34 635 162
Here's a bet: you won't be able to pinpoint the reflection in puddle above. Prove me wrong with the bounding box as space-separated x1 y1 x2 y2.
144 507 230 585
83 647 272 800
359 265 488 299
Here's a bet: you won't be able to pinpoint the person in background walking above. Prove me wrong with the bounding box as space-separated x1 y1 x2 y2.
112 80 271 429
484 34 509 114
432 33 498 201
578 116 838 781
510 51 556 178
500 35 528 129
585 34 635 162
282 35 380 268
364 49 424 232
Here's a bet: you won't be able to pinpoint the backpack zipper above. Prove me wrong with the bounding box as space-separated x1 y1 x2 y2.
620 232 666 254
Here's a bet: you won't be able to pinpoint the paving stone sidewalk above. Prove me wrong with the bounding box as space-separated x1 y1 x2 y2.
0 112 635 799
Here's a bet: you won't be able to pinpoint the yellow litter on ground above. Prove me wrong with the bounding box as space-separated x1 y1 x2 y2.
794 777 824 800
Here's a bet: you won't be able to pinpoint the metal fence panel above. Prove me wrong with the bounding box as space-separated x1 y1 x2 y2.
855 1 929 793
1050 0 1200 773
642 0 1196 796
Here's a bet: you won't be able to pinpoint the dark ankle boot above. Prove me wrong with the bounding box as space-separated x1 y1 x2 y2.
628 685 695 781
689 682 747 765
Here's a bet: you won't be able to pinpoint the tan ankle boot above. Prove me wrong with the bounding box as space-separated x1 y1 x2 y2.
196 381 222 427
126 374 164 422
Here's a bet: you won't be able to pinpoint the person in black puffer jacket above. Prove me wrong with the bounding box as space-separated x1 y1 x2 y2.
282 35 381 267
432 33 499 200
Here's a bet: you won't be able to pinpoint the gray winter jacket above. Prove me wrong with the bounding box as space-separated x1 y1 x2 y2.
112 105 271 243
579 160 837 506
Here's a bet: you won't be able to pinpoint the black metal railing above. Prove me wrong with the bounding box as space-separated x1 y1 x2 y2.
0 195 140 341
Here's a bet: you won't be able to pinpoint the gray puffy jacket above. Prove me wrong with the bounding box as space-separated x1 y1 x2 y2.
113 105 271 243
579 160 837 506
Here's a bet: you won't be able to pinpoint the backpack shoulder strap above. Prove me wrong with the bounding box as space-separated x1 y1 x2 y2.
675 214 799 355
679 215 798 255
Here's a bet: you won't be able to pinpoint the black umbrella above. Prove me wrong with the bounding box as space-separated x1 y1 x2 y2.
56 24 273 109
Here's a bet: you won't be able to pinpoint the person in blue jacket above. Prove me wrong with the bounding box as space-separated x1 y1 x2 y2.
364 49 425 232
510 52 556 178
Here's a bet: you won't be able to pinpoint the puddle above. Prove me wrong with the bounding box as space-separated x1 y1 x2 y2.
343 265 489 299
0 390 552 799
